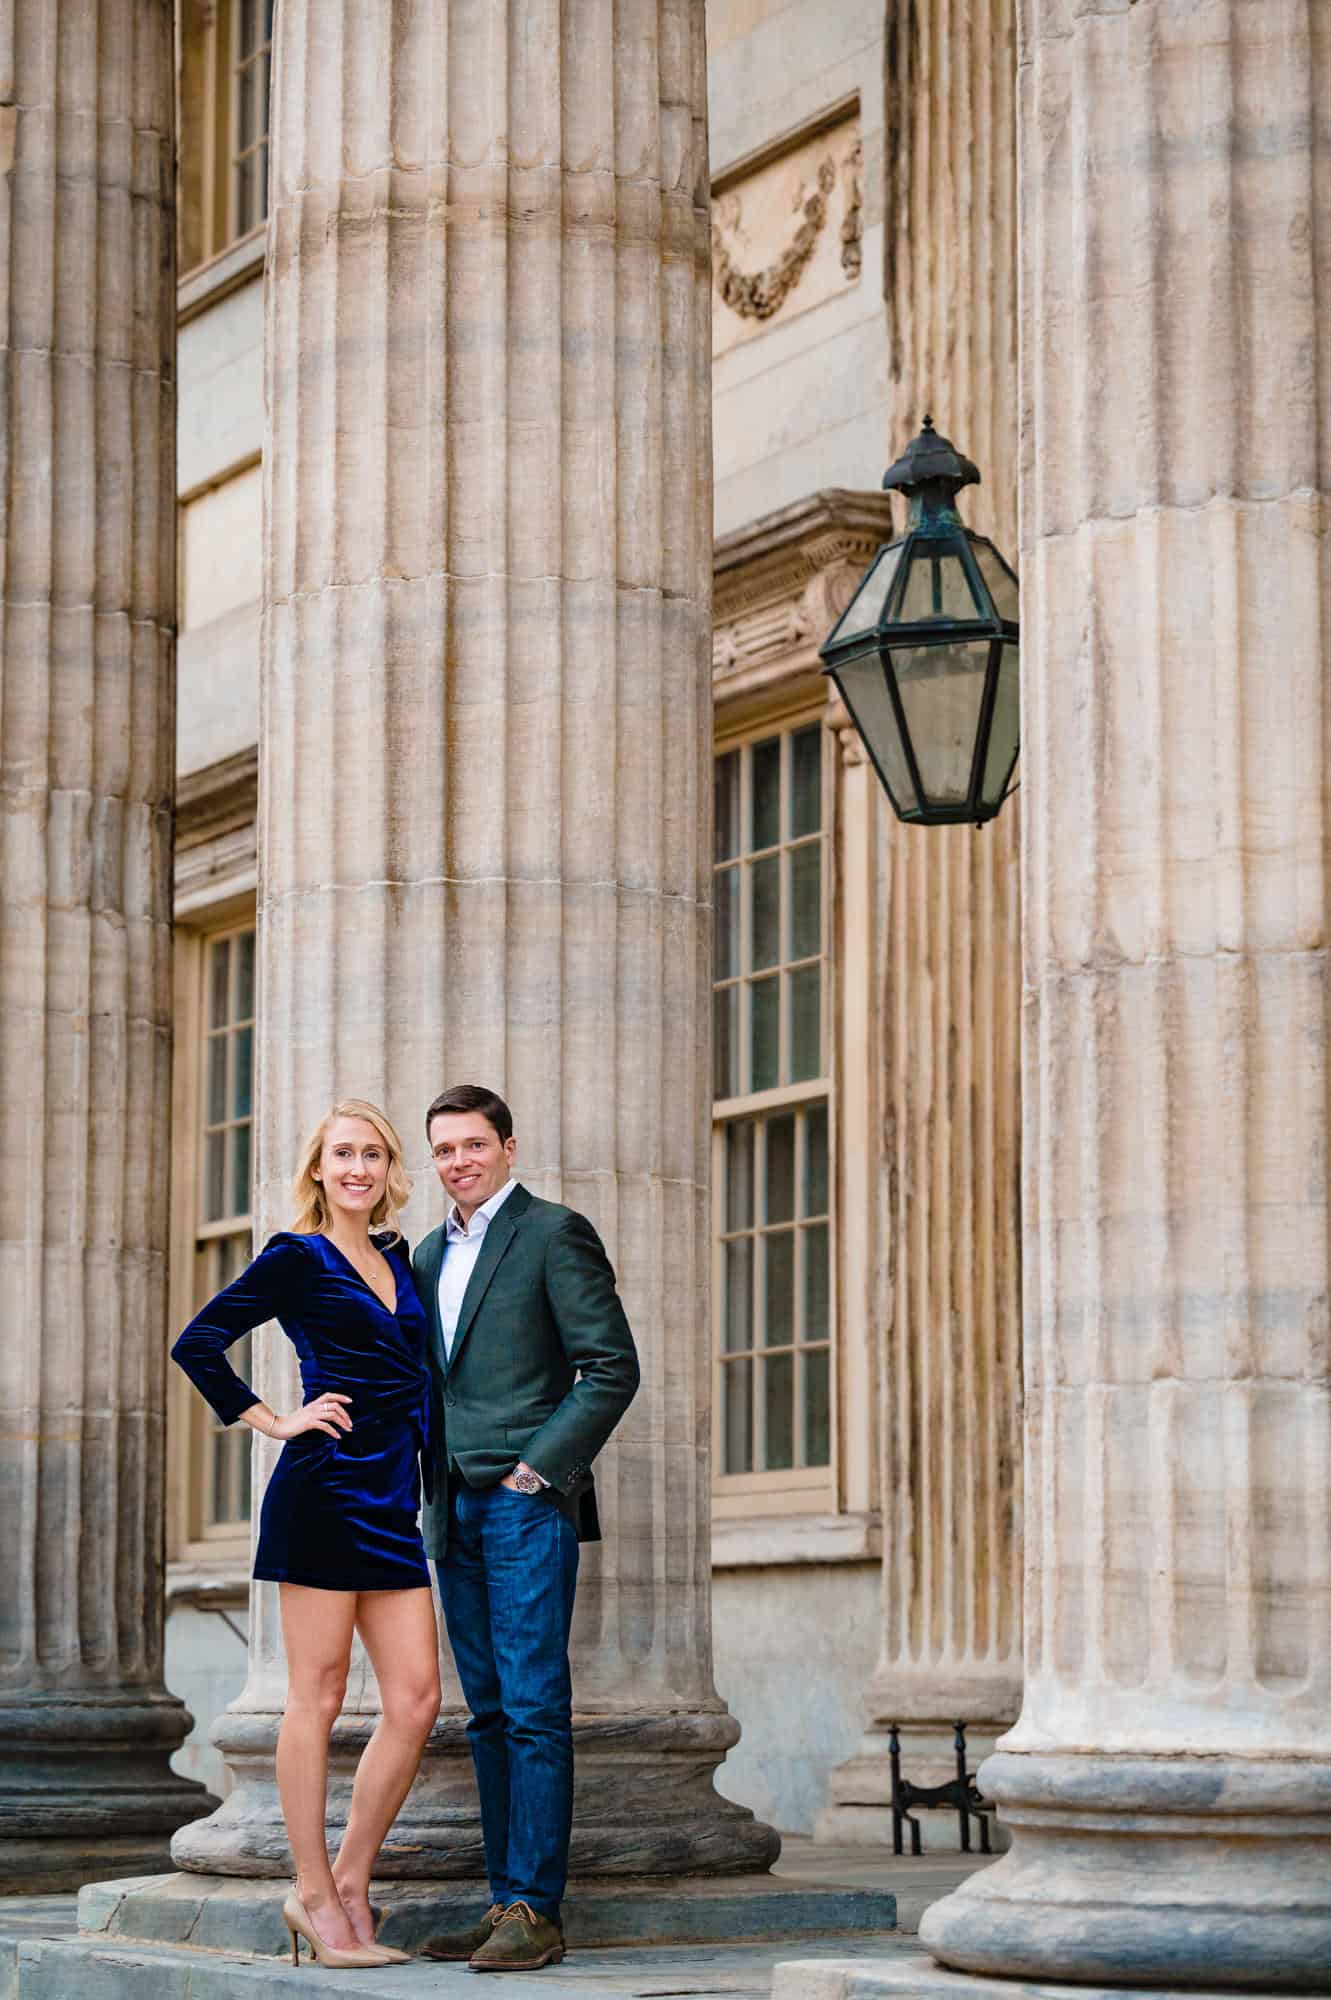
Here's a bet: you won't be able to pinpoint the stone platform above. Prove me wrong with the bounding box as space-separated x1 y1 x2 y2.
770 1953 1331 1999
77 1868 898 1958
5 1928 908 2000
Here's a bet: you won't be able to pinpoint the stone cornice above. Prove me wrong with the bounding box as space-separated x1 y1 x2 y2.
712 487 896 719
175 748 258 914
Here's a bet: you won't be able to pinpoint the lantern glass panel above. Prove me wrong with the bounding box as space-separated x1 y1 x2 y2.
896 540 983 623
981 639 1021 808
831 544 902 642
971 538 1020 623
890 637 993 805
832 652 917 816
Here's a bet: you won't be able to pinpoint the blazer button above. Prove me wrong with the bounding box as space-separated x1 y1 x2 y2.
445 1393 456 1408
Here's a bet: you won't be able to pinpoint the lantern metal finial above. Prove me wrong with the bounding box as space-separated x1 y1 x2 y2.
882 416 981 528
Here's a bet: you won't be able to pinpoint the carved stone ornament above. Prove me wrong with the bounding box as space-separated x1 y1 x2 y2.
712 157 837 322
840 139 863 280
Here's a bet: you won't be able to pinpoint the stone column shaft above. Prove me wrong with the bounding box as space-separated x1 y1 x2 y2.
819 0 1024 1848
922 0 1331 1984
173 0 777 1879
0 0 211 1891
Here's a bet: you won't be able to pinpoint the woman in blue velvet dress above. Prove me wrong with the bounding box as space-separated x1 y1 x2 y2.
172 1099 438 1970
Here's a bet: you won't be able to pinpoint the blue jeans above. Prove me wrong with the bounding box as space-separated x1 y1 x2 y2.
437 1482 579 1923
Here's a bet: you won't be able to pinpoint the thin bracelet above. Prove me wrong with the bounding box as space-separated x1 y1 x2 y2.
264 1408 280 1436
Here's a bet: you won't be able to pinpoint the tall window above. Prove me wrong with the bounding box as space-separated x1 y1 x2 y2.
177 0 274 271
713 722 832 1486
195 926 256 1532
231 1 274 242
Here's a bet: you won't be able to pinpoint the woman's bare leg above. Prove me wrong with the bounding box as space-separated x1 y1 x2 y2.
277 1583 361 1952
332 1587 441 1942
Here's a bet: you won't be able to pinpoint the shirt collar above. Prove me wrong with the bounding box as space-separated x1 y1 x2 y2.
445 1175 518 1241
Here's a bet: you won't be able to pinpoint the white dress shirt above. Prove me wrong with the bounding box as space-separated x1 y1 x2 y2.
437 1176 519 1362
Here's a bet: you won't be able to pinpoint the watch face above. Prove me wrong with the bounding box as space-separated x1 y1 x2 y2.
514 1468 542 1494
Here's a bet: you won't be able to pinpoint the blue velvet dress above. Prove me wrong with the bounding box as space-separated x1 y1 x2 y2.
172 1231 432 1592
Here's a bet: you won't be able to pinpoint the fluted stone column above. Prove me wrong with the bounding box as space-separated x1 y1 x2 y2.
0 0 213 1892
172 0 777 1880
818 0 1024 1848
920 0 1331 1985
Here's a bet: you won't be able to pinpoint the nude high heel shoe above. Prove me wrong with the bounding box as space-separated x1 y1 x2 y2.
282 1889 400 1969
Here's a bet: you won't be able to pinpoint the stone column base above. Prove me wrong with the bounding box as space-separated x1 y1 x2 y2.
918 1752 1331 1992
815 1726 1009 1854
772 1952 1280 2000
172 1708 780 1878
0 1693 217 1892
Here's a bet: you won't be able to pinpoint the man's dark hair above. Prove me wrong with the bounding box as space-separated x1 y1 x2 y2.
425 1084 514 1145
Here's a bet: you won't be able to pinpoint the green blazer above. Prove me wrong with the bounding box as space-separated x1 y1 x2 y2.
412 1183 640 1559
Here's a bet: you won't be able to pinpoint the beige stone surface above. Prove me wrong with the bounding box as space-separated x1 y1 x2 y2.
707 0 890 534
921 0 1331 1986
172 0 777 1881
820 0 1024 1852
0 0 212 1887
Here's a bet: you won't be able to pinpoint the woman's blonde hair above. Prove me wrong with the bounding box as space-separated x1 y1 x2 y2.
291 1099 412 1242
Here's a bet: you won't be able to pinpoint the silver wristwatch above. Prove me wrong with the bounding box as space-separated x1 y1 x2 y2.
511 1464 544 1496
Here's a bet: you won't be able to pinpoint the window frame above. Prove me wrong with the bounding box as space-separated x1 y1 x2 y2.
167 903 259 1563
711 707 838 1514
178 0 273 276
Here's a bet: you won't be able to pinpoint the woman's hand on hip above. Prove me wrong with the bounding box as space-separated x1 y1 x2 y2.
272 1392 353 1441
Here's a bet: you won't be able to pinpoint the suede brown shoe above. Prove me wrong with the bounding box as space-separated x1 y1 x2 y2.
468 1900 565 1971
419 1903 504 1962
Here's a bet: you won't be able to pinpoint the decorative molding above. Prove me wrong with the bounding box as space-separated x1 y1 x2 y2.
713 157 836 322
840 139 863 279
712 488 896 718
175 747 258 914
178 226 266 326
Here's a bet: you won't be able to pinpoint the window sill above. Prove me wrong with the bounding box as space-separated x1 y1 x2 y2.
710 1510 880 1569
167 1555 251 1607
178 228 266 326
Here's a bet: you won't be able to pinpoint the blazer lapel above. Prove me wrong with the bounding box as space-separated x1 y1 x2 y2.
447 1189 528 1372
416 1225 447 1373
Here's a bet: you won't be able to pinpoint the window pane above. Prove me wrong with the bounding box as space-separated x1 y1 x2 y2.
749 978 779 1092
803 1222 830 1342
233 1024 254 1119
206 1034 228 1126
212 1432 231 1526
791 726 822 838
764 1352 794 1470
723 1357 753 1474
723 1237 753 1352
236 930 256 1019
209 938 231 1029
789 964 821 1081
238 57 259 154
714 750 741 863
765 1113 795 1224
714 865 739 979
257 140 270 225
751 737 781 851
764 1230 794 1348
789 841 821 961
204 1131 226 1222
804 1347 831 1467
804 1102 829 1216
893 638 991 806
713 985 739 1098
231 1120 252 1218
240 0 259 57
750 853 780 971
237 1431 253 1519
725 1120 754 1231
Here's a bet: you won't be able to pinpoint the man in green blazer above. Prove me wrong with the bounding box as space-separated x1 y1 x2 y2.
412 1085 639 1972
